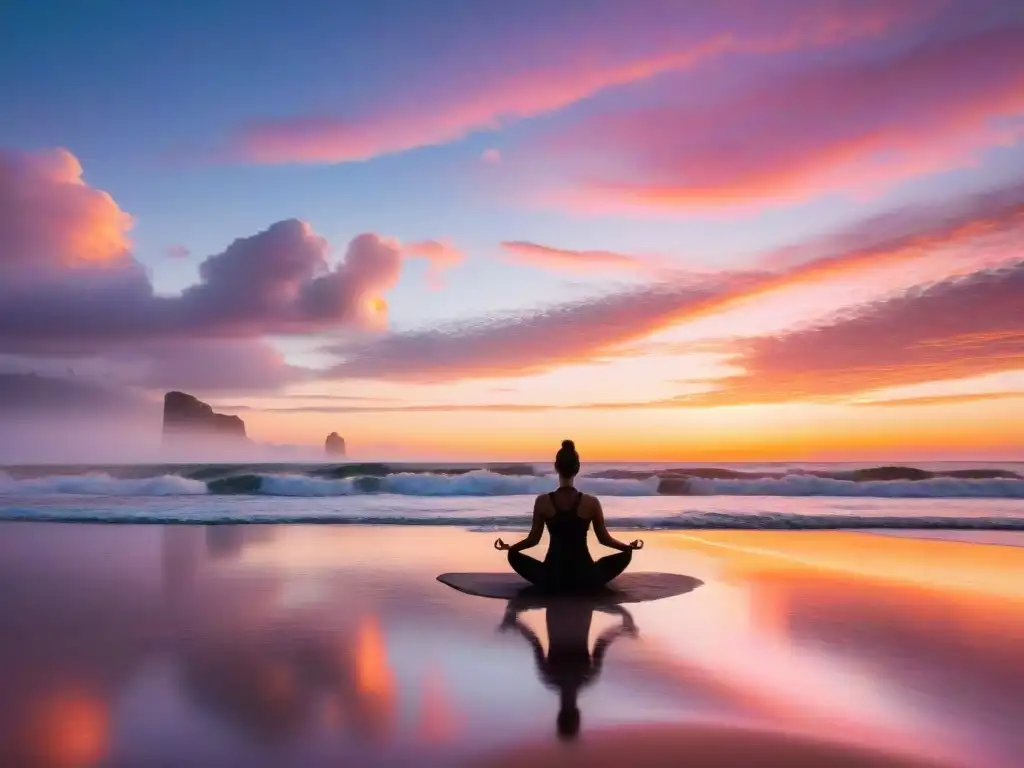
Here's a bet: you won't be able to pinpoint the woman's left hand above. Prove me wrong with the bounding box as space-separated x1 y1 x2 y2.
628 539 644 550
494 538 511 551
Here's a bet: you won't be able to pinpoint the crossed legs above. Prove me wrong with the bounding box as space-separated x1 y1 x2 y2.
508 549 632 591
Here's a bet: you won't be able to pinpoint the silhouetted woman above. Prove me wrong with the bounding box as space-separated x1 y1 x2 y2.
495 439 643 592
499 597 638 741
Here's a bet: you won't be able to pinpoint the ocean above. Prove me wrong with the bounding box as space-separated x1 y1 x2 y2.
1 460 1023 529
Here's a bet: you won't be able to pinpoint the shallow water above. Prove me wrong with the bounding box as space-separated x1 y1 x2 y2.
2 492 1024 530
1 524 1021 766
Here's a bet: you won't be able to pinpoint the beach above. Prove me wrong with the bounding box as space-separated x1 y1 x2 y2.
1 523 1022 767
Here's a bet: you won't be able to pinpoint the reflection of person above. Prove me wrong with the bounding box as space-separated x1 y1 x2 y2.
495 440 643 592
499 598 638 741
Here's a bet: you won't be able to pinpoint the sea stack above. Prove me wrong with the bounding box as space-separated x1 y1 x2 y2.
325 432 346 457
162 391 247 443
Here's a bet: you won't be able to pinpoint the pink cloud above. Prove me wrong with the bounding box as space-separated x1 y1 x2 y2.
481 148 502 165
402 239 463 289
165 244 190 259
403 239 463 269
500 241 644 273
0 148 453 391
323 179 1024 383
0 148 132 267
230 1 932 165
536 24 1024 210
679 261 1024 405
325 275 755 382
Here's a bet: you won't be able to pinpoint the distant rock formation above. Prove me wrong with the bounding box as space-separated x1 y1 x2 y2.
163 391 247 443
325 432 346 457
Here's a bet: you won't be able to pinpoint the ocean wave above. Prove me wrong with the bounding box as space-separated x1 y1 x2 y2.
1 469 1023 498
0 472 207 496
685 475 1024 498
0 507 1021 530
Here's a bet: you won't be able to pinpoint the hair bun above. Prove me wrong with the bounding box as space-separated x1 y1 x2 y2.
561 439 576 451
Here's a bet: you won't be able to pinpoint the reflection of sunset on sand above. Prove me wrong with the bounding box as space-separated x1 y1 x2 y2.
0 523 1021 766
415 664 462 744
17 690 108 768
352 615 396 741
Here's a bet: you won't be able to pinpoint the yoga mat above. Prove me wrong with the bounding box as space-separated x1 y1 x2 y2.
437 572 703 604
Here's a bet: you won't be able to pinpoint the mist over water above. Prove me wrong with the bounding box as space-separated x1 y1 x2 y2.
0 414 328 465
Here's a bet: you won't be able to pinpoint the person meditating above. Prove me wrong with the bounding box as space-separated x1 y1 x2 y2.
494 439 643 592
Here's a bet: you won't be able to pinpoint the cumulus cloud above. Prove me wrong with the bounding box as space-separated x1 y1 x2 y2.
0 147 453 392
0 220 404 352
680 261 1024 406
228 0 929 165
0 148 132 268
536 23 1024 210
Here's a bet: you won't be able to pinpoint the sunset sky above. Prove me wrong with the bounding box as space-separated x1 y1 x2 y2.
1 0 1022 461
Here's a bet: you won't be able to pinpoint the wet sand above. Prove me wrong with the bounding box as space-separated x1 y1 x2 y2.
0 524 1021 767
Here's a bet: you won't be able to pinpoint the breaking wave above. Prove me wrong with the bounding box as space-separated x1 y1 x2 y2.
0 506 1021 530
0 473 207 496
0 466 1022 499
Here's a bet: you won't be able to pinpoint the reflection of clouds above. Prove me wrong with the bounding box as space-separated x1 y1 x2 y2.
11 689 108 768
350 615 397 743
205 524 277 561
176 615 398 747
1 525 408 764
415 664 461 744
354 615 393 698
162 525 280 605
161 525 202 601
4 524 1016 767
772 575 1024 766
632 535 1013 768
179 637 313 742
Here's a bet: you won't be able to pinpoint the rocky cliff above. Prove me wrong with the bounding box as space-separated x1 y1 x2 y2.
162 391 247 442
325 432 346 457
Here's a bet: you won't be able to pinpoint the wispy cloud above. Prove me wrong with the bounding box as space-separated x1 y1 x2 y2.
321 180 1024 384
679 261 1024 406
535 23 1024 210
165 244 190 259
853 391 1024 407
500 241 647 273
403 239 464 288
324 274 757 382
226 399 683 414
228 1 930 165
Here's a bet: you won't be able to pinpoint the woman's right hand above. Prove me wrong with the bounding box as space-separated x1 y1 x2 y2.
494 538 511 551
628 539 644 550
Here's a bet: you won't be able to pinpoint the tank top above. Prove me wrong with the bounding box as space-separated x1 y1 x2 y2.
543 490 594 574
